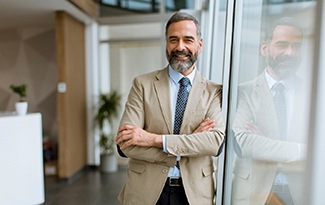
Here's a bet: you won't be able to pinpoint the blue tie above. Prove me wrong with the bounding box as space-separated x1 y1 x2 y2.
273 83 287 139
272 83 293 205
173 77 190 170
174 77 190 134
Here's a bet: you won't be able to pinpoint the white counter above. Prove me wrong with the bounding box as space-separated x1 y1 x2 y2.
0 113 45 205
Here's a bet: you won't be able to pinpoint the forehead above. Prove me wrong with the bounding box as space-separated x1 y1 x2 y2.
166 20 198 37
271 25 303 42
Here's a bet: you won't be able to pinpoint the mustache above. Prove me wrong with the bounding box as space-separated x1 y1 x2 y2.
274 55 298 64
170 50 192 58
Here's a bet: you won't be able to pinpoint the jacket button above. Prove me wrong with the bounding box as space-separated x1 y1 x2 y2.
162 169 168 173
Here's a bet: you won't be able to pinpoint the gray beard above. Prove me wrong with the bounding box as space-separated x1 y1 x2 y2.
272 66 293 78
167 50 198 73
266 55 299 79
170 60 194 73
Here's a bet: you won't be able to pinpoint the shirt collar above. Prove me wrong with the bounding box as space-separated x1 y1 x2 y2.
168 65 196 85
264 69 294 91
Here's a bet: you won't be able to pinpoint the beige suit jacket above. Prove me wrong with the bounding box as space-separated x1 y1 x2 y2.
117 67 225 205
231 73 308 205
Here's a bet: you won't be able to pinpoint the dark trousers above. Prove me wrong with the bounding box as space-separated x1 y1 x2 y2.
156 178 189 205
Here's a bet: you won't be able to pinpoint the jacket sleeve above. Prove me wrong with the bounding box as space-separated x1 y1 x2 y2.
232 85 302 163
116 76 177 167
165 85 225 157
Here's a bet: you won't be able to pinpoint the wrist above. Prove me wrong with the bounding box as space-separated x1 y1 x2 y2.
153 134 163 148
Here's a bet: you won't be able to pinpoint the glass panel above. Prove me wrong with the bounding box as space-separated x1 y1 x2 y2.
224 0 317 204
99 0 195 17
165 0 195 12
100 0 160 14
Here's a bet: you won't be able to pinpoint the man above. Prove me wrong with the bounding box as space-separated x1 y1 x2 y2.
232 17 308 205
115 12 225 205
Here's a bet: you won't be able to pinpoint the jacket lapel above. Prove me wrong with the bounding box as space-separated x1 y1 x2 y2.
287 76 307 142
256 74 280 137
181 71 204 133
153 67 173 134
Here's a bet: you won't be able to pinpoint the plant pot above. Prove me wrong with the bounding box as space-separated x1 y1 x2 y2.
15 102 28 115
100 154 118 173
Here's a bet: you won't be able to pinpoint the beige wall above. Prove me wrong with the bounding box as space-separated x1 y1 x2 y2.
0 27 57 139
0 13 88 179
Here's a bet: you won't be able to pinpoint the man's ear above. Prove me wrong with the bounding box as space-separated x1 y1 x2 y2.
261 41 268 57
199 38 203 52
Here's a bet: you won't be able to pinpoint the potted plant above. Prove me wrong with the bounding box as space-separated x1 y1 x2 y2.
10 84 28 115
94 90 122 173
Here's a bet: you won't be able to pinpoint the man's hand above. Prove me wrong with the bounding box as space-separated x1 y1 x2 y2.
116 124 162 150
193 118 215 133
245 120 263 135
116 118 215 150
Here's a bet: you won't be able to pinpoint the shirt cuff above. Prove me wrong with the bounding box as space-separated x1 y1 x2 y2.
162 135 168 153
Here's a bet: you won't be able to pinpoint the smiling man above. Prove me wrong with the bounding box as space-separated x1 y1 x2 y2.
232 17 307 205
115 12 225 205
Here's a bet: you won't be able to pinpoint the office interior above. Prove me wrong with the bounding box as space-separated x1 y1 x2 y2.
0 0 324 204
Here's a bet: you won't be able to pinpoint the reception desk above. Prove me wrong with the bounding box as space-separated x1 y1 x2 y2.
0 113 45 204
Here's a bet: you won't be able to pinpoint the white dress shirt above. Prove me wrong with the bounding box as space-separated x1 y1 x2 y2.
162 66 196 177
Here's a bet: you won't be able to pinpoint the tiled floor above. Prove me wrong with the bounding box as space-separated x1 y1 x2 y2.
42 165 127 205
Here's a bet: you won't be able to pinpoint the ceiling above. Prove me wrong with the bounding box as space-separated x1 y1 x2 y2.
0 0 94 30
0 0 174 29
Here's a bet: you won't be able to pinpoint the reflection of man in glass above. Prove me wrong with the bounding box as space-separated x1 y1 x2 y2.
232 17 308 205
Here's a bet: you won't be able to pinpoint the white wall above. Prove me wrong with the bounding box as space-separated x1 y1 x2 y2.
98 22 165 165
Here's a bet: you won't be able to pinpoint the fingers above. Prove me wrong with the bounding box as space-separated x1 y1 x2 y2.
118 124 134 133
245 121 256 131
119 138 133 150
116 124 147 150
116 128 131 145
204 118 215 128
245 121 262 135
116 125 135 146
193 118 215 133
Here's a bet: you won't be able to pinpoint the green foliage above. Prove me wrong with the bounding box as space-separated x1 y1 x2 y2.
10 84 27 102
94 90 122 155
94 90 122 129
99 133 115 155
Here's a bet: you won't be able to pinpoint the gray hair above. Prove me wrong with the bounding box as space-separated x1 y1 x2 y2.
264 17 303 42
165 12 202 40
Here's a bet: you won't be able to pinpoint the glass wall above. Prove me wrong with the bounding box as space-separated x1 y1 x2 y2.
97 0 324 203
223 0 317 204
99 0 195 17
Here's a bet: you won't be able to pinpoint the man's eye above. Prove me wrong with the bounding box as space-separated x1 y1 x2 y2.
277 43 288 48
185 38 194 43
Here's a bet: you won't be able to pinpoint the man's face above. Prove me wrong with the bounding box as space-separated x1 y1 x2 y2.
262 25 303 79
166 20 203 75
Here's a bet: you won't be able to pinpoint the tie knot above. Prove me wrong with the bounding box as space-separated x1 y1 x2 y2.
179 77 190 86
273 83 285 93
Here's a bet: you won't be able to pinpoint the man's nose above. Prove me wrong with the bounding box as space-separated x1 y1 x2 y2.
284 45 298 55
175 40 186 51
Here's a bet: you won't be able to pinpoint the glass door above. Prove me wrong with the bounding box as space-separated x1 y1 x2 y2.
222 0 317 204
